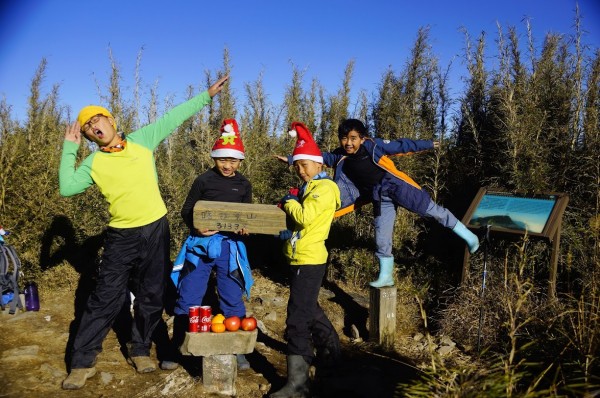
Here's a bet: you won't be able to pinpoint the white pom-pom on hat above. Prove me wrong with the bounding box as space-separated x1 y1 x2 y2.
224 123 234 134
288 129 297 138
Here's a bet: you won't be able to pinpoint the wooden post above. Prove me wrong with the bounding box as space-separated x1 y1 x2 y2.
548 223 561 299
461 247 471 284
369 286 396 349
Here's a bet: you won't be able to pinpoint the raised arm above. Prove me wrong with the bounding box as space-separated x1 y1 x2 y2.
131 75 230 150
59 121 94 196
376 137 435 156
273 154 291 165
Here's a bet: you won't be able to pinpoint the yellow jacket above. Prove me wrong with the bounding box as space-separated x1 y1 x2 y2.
59 91 212 228
283 175 341 265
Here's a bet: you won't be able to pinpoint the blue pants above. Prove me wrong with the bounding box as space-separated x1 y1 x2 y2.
174 239 245 318
374 193 459 258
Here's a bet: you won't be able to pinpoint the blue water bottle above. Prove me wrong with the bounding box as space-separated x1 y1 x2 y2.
24 282 40 311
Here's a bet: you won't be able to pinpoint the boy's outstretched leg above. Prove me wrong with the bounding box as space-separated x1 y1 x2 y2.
453 221 479 253
369 257 395 288
423 200 480 254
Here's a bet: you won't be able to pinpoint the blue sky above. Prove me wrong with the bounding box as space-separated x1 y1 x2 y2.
1 0 599 123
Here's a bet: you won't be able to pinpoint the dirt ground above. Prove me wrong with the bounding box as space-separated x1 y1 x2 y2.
0 269 426 398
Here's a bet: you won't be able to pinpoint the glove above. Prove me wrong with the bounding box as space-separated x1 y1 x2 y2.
278 194 299 208
277 187 300 208
281 193 299 204
279 230 293 240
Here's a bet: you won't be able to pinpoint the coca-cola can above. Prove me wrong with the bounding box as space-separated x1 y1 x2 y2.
189 306 201 333
199 305 212 332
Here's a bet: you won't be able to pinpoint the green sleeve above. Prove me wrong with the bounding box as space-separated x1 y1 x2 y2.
128 91 212 150
59 140 95 196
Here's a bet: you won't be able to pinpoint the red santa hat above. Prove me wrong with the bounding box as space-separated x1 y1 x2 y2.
211 119 245 159
288 122 323 163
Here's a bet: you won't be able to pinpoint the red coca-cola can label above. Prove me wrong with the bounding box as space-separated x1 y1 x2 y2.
189 306 201 333
199 306 212 332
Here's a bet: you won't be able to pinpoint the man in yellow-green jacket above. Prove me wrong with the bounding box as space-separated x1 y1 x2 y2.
59 75 228 390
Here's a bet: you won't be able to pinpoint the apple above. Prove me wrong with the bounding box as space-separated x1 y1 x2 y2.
224 316 241 331
241 316 257 331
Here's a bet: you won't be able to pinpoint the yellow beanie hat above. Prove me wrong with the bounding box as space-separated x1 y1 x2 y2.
77 105 116 129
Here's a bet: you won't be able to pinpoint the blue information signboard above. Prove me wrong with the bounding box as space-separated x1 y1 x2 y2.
463 189 568 238
461 187 569 297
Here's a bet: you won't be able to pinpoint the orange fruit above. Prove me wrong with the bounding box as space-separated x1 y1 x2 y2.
211 322 226 333
212 314 225 324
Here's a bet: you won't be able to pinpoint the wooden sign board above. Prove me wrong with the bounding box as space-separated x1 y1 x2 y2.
461 187 569 298
462 188 568 238
193 200 287 235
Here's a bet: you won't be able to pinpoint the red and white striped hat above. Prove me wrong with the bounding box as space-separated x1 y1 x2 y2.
211 119 245 159
288 122 322 163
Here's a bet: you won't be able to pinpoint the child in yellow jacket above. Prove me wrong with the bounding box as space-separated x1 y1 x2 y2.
270 122 340 398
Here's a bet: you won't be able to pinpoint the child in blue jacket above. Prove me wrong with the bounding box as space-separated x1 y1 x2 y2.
329 119 479 287
279 119 479 288
172 119 253 370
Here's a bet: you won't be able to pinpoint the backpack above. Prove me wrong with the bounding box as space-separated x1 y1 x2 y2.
0 241 23 314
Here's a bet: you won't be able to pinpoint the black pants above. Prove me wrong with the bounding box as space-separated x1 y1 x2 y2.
70 216 170 368
285 264 337 360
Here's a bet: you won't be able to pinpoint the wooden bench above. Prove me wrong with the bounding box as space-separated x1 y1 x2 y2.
180 329 258 396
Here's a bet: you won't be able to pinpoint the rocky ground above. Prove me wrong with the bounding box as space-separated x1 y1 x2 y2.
0 268 458 398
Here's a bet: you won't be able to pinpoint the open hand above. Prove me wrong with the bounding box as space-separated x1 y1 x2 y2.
273 155 289 164
208 75 230 98
65 121 82 145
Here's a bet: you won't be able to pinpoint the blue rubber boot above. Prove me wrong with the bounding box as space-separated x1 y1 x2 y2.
453 222 480 253
369 257 395 288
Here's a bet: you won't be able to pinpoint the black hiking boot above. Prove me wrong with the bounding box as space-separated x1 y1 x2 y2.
269 355 310 398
